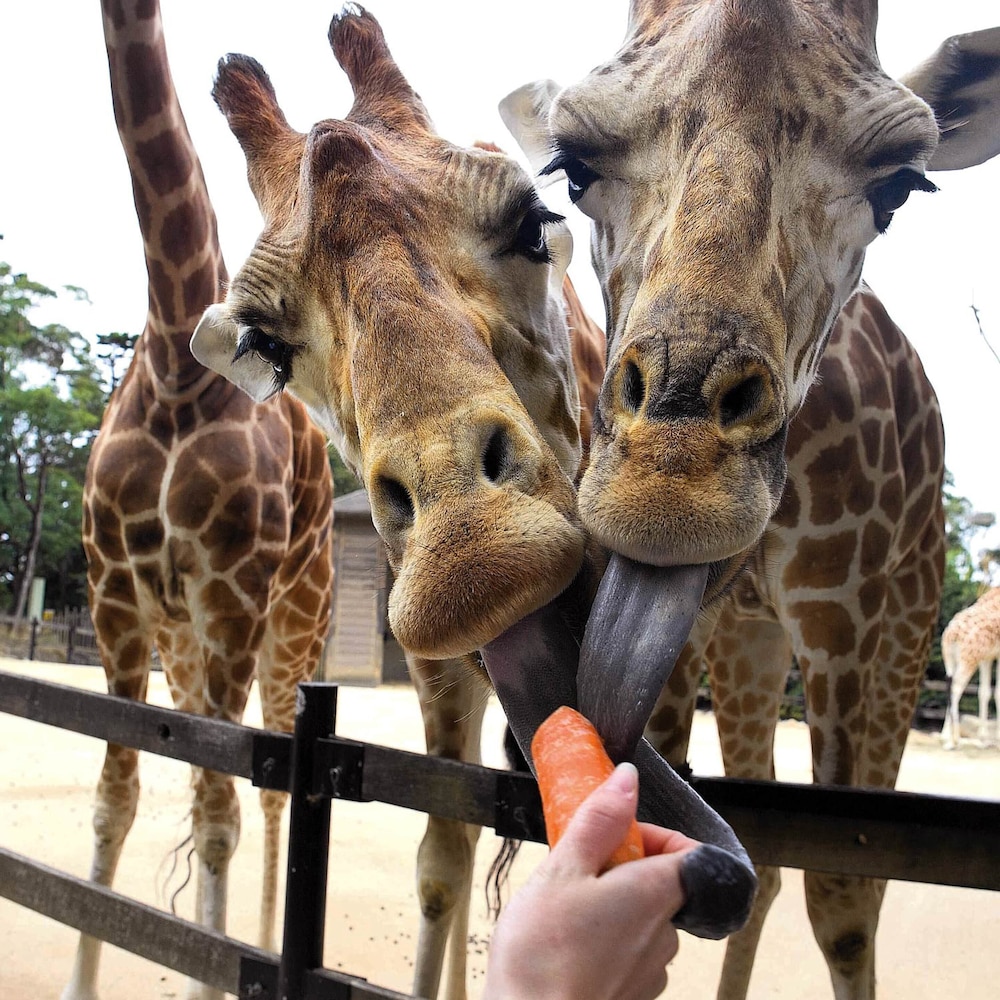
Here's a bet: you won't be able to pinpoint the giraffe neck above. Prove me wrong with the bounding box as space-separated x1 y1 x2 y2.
102 0 227 395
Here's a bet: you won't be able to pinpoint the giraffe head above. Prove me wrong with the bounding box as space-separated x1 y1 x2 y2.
191 7 587 662
501 4 1000 747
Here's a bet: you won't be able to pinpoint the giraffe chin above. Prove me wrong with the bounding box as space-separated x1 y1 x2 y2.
480 588 757 940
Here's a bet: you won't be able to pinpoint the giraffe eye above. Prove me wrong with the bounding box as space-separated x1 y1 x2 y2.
541 151 602 204
233 326 294 390
506 202 565 264
867 168 937 233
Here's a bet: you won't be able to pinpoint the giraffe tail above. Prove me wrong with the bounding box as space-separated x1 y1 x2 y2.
941 631 959 678
485 725 527 919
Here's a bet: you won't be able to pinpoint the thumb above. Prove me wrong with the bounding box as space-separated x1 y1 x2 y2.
548 763 639 875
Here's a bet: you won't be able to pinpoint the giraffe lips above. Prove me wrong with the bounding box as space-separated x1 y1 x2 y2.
576 555 709 764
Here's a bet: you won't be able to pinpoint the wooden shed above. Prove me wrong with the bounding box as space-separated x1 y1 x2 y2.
318 489 409 685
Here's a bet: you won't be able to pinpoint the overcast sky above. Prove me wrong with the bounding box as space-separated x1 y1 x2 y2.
4 1 998 554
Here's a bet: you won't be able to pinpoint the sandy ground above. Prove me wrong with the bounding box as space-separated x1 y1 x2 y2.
2 657 999 1000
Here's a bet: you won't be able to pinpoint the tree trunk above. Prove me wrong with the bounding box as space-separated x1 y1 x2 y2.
12 459 48 621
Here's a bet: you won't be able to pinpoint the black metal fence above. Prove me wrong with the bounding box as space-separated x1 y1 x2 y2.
1 668 998 999
0 611 102 666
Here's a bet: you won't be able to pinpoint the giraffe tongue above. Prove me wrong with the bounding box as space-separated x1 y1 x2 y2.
481 564 757 941
576 555 709 763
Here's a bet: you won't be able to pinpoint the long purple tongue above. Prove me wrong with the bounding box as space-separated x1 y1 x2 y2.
578 555 709 763
481 568 757 940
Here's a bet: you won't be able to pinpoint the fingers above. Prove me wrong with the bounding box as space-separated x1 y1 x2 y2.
546 762 640 876
639 822 701 858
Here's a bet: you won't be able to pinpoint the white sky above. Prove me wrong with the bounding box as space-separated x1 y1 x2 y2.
3 1 998 552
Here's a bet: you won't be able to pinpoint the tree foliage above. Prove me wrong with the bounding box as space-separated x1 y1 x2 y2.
329 447 362 496
0 263 108 614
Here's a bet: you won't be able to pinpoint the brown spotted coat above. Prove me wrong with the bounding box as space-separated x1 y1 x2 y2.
67 5 333 999
646 285 944 998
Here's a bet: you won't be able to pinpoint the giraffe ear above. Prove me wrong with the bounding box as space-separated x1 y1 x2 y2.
900 26 1000 171
499 80 563 185
191 305 282 403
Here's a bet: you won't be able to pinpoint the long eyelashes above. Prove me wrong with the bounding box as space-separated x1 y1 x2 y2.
541 151 601 203
233 327 294 391
509 206 565 264
868 168 937 233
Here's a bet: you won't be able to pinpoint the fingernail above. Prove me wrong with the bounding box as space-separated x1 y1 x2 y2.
608 761 639 799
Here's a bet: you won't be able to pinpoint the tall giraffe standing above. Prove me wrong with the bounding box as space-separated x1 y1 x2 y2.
192 9 758 998
66 3 333 999
646 283 945 998
502 5 1000 999
940 587 1000 749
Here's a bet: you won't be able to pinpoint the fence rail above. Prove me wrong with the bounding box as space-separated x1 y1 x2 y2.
1 668 999 999
2 611 984 729
0 612 102 666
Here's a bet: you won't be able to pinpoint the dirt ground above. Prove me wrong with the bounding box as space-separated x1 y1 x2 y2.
2 657 998 1000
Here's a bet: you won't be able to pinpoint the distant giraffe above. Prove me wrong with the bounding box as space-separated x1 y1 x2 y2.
940 588 1000 749
65 4 333 1000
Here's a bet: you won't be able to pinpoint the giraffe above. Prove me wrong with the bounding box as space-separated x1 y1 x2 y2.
645 283 945 998
66 3 334 999
500 5 1000 998
940 587 1000 749
190 8 758 998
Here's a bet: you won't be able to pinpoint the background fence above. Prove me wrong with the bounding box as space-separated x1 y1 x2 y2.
0 611 980 732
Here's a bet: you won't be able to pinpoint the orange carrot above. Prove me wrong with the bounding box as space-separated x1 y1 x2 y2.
531 705 644 869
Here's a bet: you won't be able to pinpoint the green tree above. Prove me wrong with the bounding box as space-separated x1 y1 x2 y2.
96 330 138 393
329 447 362 496
0 263 106 616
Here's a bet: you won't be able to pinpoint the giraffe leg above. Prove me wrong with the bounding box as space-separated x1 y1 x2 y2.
805 541 941 1000
976 660 993 747
161 626 253 1000
803 874 884 1000
61 739 144 1000
992 660 1000 746
645 609 783 1000
408 654 486 1000
799 656 881 1000
62 615 151 1000
257 787 287 952
644 607 721 769
254 614 329 952
941 669 961 750
941 644 970 751
707 608 791 1000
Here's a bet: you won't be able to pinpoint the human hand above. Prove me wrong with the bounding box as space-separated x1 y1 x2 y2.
482 762 700 1000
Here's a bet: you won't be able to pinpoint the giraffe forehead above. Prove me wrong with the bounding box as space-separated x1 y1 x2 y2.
553 0 891 165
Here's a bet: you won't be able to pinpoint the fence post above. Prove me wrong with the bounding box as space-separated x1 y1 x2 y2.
277 683 338 1000
29 618 38 661
67 623 76 664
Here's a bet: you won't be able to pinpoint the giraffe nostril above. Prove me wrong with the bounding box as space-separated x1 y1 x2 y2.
481 427 513 485
718 373 766 428
375 475 415 527
620 359 646 415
